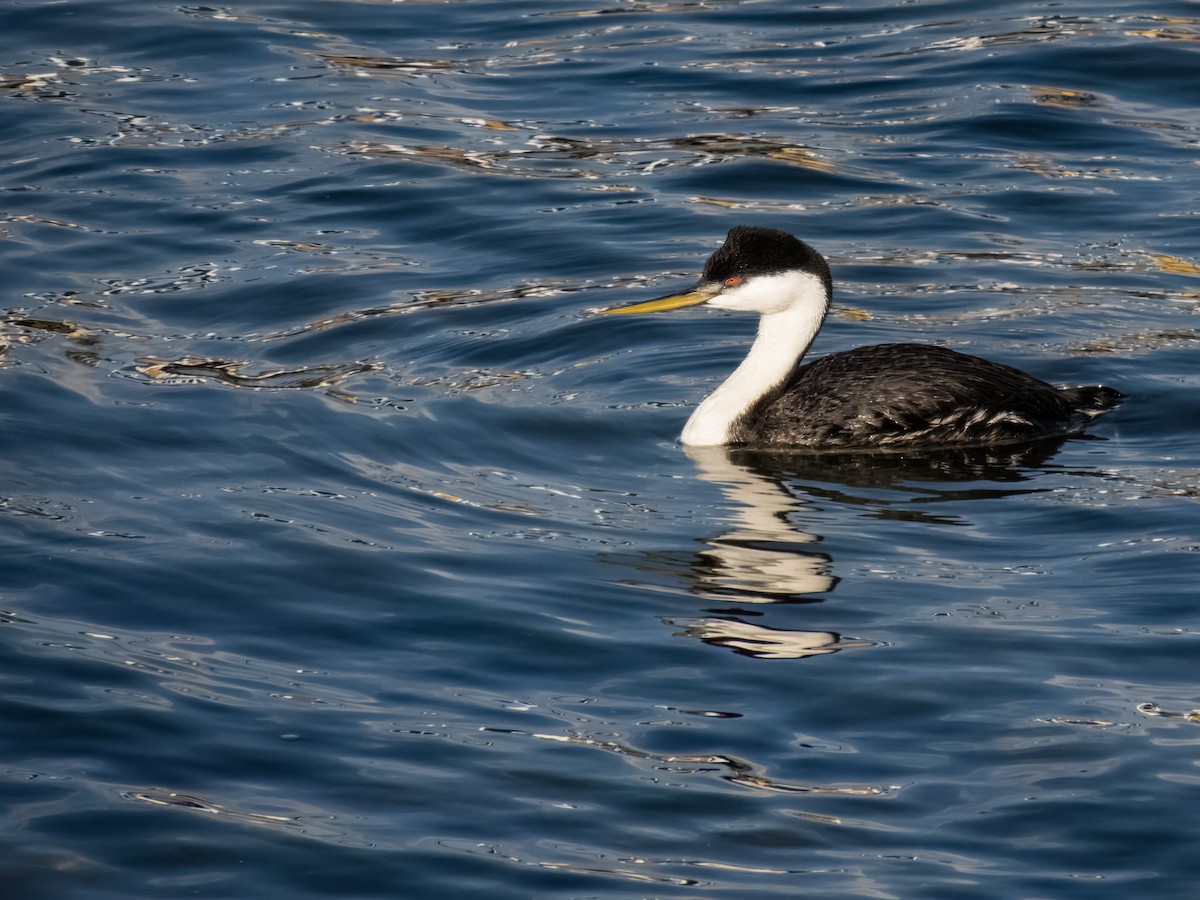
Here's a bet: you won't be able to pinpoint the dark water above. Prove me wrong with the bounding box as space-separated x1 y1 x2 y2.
2 1 1199 896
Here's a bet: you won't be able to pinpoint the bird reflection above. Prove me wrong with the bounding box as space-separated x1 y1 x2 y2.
686 445 837 601
657 436 1086 660
727 435 1071 492
667 617 873 660
664 446 851 660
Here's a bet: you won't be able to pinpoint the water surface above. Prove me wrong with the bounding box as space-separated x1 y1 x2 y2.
2 1 1198 897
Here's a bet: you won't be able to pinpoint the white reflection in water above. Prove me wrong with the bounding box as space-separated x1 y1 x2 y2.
687 445 836 600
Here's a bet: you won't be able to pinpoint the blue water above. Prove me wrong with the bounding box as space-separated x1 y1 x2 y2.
2 1 1198 896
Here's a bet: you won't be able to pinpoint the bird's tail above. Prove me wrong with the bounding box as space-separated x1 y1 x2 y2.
1060 385 1124 418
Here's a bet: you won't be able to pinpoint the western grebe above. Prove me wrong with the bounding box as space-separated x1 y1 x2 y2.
607 226 1122 448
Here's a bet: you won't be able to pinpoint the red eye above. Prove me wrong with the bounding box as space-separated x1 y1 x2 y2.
725 276 741 286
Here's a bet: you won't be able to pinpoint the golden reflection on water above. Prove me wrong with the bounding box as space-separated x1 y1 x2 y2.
1030 86 1099 108
1126 16 1200 41
1150 253 1200 277
340 131 837 180
132 357 379 390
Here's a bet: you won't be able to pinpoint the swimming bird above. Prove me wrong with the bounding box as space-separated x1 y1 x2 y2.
606 226 1121 448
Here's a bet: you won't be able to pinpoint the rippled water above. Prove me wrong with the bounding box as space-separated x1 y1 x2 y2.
3 1 1199 897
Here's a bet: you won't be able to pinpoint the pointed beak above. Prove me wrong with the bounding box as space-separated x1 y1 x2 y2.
603 281 721 315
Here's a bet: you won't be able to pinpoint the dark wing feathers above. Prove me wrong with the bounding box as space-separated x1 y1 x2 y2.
737 344 1106 448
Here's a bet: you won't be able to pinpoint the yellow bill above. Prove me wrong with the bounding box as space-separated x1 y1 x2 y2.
603 282 721 315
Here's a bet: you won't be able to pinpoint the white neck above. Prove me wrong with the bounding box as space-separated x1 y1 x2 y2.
681 274 828 446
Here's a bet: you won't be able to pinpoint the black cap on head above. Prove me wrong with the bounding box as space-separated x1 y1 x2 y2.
701 226 832 298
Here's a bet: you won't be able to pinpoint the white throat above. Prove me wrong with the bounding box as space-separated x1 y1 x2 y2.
681 271 828 446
